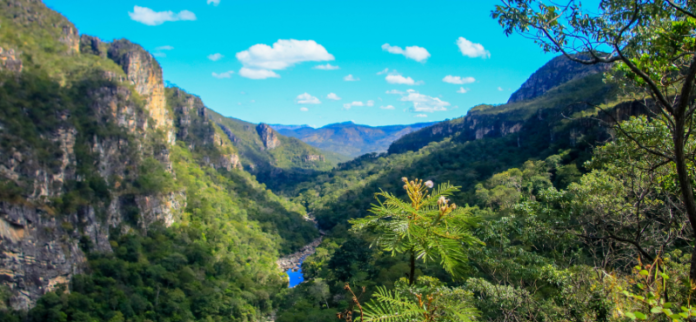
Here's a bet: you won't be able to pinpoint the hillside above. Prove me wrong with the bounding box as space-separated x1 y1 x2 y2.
0 0 317 318
272 121 435 157
388 55 615 154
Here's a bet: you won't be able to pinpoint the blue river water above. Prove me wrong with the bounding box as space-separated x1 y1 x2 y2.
286 263 304 287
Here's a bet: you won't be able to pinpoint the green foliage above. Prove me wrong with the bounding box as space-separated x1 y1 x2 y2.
350 178 482 279
134 157 177 195
362 276 478 322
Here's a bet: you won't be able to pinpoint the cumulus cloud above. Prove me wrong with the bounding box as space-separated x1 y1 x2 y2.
344 74 359 81
207 0 220 5
156 45 174 51
498 87 504 91
153 52 166 57
212 70 234 79
239 67 280 79
400 91 451 112
457 87 469 94
296 93 321 104
129 6 196 26
443 75 475 84
314 63 340 70
236 39 334 70
366 100 374 107
343 101 365 109
300 107 309 112
380 105 395 110
415 114 428 118
386 74 423 85
386 89 404 95
376 68 390 75
327 93 341 100
381 44 430 62
208 53 223 61
456 37 490 58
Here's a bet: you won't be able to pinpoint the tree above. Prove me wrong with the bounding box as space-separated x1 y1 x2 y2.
349 178 481 285
493 0 696 279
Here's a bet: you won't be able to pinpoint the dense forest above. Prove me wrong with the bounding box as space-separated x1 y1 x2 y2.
2 0 696 321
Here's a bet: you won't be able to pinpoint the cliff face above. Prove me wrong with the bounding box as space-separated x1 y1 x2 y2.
508 54 611 103
256 123 281 150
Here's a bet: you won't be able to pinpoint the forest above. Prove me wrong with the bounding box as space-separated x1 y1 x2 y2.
1 0 696 321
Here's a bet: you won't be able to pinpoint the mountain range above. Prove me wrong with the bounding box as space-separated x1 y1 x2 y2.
271 121 436 158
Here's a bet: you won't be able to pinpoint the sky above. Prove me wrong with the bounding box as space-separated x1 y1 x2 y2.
43 0 584 128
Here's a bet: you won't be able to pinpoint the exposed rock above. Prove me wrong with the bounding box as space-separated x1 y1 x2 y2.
277 237 322 272
0 202 87 311
0 47 23 73
302 154 325 162
108 39 174 143
508 54 611 103
79 35 106 57
256 123 281 150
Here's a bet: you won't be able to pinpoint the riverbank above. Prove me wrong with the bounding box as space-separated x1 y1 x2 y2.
277 237 323 271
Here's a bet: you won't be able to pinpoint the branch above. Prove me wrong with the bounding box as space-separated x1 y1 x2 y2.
665 0 696 19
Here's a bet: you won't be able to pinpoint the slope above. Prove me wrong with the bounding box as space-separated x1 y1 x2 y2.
0 0 317 318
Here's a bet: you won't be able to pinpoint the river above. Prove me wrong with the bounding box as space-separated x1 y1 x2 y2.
277 237 322 288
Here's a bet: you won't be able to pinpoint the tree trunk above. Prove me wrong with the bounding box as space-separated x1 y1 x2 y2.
409 249 415 285
672 115 696 281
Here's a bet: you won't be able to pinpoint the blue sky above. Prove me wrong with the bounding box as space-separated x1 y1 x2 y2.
44 0 578 127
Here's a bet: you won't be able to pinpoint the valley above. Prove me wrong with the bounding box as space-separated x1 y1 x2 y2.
0 1 695 322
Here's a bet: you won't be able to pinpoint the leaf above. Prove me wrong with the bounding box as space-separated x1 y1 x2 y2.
639 270 650 276
634 312 647 320
652 307 664 313
625 312 636 320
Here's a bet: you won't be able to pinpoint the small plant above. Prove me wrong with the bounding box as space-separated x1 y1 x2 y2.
349 177 482 284
616 257 696 321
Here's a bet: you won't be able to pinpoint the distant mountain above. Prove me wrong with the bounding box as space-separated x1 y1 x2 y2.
272 121 436 158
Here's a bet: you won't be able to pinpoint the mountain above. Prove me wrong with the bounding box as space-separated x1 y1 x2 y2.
0 0 317 317
272 121 436 158
388 55 615 155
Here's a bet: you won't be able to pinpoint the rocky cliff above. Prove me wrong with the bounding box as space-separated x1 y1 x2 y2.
508 54 611 103
256 123 281 150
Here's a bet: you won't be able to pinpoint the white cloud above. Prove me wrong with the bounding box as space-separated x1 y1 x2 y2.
344 74 359 81
457 87 469 94
380 105 395 110
443 75 475 84
366 100 374 107
239 67 280 79
156 45 174 51
376 68 390 75
129 6 196 26
296 93 321 104
456 37 490 58
207 0 220 5
386 89 404 95
498 87 504 91
381 44 431 62
327 93 341 100
407 89 417 93
212 70 234 79
415 114 428 118
236 39 334 70
343 101 365 109
400 91 451 112
314 64 340 70
386 74 423 85
300 107 309 112
208 53 223 61
153 52 166 57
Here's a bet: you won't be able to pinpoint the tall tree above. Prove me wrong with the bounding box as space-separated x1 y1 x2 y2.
493 0 696 279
